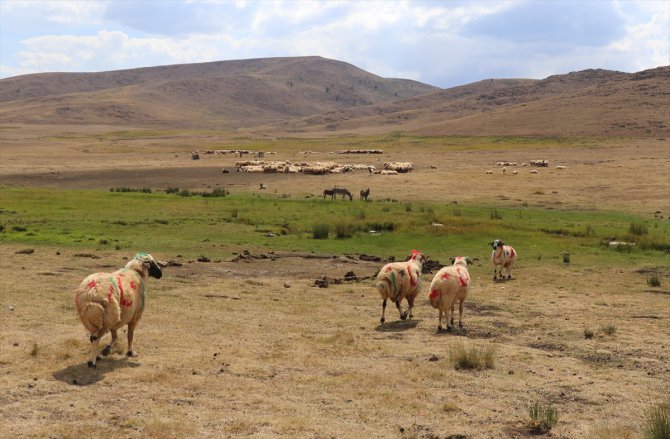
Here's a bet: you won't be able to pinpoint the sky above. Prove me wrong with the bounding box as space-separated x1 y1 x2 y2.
0 0 668 88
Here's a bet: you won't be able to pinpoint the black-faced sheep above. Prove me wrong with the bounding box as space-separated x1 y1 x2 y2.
375 250 426 324
73 253 163 368
428 256 475 332
489 239 517 280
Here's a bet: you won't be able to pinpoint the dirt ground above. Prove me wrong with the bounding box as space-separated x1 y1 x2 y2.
1 126 669 438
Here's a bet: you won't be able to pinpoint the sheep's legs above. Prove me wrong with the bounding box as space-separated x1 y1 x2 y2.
380 299 387 324
437 309 444 331
407 296 416 319
458 299 464 329
446 304 454 332
101 329 118 356
88 328 106 368
126 321 138 357
396 298 408 320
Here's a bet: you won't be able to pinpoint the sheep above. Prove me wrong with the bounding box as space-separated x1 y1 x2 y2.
489 239 517 280
73 253 163 368
383 162 413 173
375 250 426 324
380 170 399 175
428 256 476 332
485 170 494 174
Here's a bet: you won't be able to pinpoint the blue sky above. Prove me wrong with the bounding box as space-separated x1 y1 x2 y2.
1 0 668 88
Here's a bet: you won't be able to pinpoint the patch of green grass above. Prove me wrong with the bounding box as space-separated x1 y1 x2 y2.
0 187 668 263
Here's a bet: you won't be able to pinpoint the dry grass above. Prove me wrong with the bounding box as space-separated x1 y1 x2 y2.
1 128 669 437
1 243 669 438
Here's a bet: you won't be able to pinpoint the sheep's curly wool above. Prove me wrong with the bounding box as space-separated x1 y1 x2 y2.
428 257 473 331
375 250 426 323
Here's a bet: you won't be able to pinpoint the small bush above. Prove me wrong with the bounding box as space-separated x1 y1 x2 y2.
449 341 495 370
179 189 192 197
528 401 558 434
201 188 228 197
166 187 180 194
600 324 616 336
642 400 670 439
647 274 661 287
405 203 413 212
584 328 594 339
312 223 330 239
629 222 648 235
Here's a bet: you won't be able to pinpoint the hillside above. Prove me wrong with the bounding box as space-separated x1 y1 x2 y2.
0 56 438 127
1 57 668 137
279 67 670 137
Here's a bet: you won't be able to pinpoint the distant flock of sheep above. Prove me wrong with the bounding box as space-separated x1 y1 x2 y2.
74 241 517 367
234 160 413 175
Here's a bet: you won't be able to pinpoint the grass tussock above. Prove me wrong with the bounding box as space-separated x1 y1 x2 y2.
528 401 559 434
647 274 661 287
449 341 495 370
643 399 670 439
600 324 617 336
312 222 330 239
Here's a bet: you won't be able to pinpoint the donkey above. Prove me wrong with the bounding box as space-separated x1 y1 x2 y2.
360 188 370 201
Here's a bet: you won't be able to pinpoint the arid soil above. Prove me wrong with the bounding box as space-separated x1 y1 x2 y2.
1 127 669 438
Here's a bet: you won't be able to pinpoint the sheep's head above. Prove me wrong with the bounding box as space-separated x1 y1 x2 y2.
489 240 504 250
409 249 426 266
450 256 477 266
131 253 163 279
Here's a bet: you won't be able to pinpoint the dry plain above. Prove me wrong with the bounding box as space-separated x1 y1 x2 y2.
1 125 669 438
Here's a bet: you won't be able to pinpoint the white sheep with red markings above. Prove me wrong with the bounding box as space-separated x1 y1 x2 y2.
375 250 426 324
489 239 517 280
73 253 163 368
428 256 475 332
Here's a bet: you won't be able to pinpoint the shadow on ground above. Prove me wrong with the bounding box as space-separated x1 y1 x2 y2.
53 357 140 386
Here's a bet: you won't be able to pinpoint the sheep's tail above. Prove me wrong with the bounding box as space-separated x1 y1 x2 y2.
78 302 105 334
376 272 398 300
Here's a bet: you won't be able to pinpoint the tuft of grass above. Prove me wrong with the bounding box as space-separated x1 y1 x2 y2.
584 328 594 339
588 423 635 439
643 400 670 439
334 221 354 239
629 222 648 236
600 324 617 336
30 343 40 357
528 401 559 434
312 223 330 239
449 341 495 370
647 274 661 287
442 401 459 412
490 209 502 220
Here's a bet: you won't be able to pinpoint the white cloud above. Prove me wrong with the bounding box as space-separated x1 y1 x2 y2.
1 0 668 86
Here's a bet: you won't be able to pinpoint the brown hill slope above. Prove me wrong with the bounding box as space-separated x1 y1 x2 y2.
0 56 438 127
279 67 670 137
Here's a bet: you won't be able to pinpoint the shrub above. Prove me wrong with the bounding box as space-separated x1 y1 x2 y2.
629 222 648 235
528 401 558 434
584 328 594 339
449 341 495 370
647 274 661 287
642 400 670 439
166 187 180 194
600 324 616 336
179 189 192 197
201 188 228 197
312 223 330 239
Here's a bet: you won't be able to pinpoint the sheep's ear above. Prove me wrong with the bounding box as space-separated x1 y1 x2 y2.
488 241 494 247
450 257 455 265
465 257 474 265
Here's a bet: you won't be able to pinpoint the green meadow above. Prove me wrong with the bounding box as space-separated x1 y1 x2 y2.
1 187 667 267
